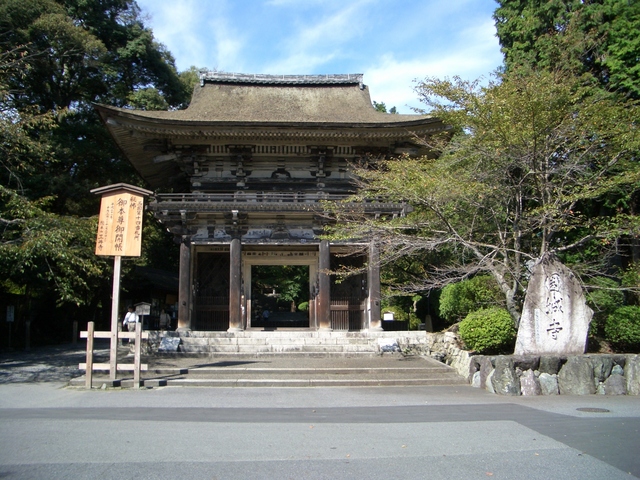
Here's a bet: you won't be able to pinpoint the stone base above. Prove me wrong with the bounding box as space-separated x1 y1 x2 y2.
469 354 639 396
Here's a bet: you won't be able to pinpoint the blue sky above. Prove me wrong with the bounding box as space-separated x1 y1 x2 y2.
136 0 504 113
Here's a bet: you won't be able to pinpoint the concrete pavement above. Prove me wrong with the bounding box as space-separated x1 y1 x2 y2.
1 343 639 479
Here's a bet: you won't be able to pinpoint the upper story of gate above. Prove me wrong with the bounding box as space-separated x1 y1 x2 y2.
95 73 446 242
95 72 445 195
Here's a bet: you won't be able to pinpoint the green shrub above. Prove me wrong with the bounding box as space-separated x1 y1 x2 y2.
381 305 408 322
297 301 309 312
439 275 503 324
605 306 640 352
586 277 624 337
459 307 516 354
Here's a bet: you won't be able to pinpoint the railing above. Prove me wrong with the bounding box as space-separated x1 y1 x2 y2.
154 192 349 203
150 192 411 214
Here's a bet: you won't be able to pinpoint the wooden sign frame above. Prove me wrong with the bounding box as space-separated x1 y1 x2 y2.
91 184 153 381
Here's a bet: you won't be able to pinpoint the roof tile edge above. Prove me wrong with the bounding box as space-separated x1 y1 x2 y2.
199 71 364 87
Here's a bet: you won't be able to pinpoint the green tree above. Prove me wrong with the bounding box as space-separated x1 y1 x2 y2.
494 0 640 98
253 265 309 312
0 0 193 342
328 69 640 325
372 100 398 114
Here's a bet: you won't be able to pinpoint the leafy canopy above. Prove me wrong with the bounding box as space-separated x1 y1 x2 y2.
328 68 640 324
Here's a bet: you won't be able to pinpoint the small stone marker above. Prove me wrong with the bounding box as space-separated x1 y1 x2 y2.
158 336 180 353
515 254 592 355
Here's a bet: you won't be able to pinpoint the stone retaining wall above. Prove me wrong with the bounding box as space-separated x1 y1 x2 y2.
469 353 640 396
401 331 640 396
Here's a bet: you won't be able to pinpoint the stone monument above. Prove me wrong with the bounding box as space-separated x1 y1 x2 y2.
515 254 593 355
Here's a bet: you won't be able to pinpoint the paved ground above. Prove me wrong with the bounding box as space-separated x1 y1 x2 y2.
0 341 455 384
1 343 639 479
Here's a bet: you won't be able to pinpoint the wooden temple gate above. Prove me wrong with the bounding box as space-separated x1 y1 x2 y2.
95 72 444 334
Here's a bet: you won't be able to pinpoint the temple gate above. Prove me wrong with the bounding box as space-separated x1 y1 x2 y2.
96 72 444 332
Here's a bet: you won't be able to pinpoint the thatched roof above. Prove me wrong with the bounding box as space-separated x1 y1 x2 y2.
98 72 433 125
94 73 445 190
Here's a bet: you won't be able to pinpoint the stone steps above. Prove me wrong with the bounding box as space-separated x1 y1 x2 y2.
70 330 471 389
70 353 468 388
170 330 431 355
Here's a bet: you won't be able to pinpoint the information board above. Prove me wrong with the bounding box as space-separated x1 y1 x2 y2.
95 191 145 257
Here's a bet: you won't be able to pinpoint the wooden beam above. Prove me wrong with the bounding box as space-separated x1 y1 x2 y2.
79 363 148 371
81 331 149 339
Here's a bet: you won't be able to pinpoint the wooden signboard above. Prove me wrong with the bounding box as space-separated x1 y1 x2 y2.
91 183 153 381
95 190 145 257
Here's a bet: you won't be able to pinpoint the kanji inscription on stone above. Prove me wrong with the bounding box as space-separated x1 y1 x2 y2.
515 254 592 355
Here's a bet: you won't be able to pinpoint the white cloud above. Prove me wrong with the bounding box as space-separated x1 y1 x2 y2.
136 0 503 110
262 0 373 73
365 19 502 113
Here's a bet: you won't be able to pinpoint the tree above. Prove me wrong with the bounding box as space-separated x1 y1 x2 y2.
372 100 397 114
494 0 640 99
328 69 640 325
0 0 194 343
253 265 309 312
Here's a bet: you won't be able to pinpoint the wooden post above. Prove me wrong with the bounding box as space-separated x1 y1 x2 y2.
228 238 243 331
91 184 153 376
177 241 191 330
109 255 121 380
133 322 142 388
368 241 382 331
85 321 94 389
318 240 331 330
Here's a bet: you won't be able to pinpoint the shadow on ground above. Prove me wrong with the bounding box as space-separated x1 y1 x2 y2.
0 343 96 384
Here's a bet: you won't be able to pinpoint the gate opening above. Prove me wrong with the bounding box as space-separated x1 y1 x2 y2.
251 265 310 328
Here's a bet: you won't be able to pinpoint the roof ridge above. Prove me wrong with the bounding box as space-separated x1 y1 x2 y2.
199 71 364 86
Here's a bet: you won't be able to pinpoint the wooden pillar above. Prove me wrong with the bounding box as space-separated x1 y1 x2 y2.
228 238 243 331
109 255 121 380
309 265 317 330
177 240 191 331
317 240 331 330
85 321 94 389
368 241 382 331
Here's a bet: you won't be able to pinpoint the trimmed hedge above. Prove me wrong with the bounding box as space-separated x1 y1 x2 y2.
459 307 516 354
439 275 503 324
605 306 640 352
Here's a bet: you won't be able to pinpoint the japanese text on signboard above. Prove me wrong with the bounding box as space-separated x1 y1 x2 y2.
95 192 144 257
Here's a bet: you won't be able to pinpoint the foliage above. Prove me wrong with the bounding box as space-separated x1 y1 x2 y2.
328 68 640 326
381 304 408 322
372 100 397 114
0 0 192 333
253 265 309 307
586 276 625 337
297 301 309 312
494 0 640 98
621 263 640 305
458 307 517 354
439 275 504 324
604 305 640 352
0 185 110 306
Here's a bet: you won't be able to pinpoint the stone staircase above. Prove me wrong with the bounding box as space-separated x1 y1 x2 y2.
70 330 470 388
167 330 431 355
128 354 467 388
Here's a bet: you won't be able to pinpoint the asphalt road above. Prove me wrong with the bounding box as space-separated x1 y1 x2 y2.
0 381 639 480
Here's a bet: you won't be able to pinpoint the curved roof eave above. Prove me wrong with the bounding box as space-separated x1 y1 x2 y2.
93 103 442 131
